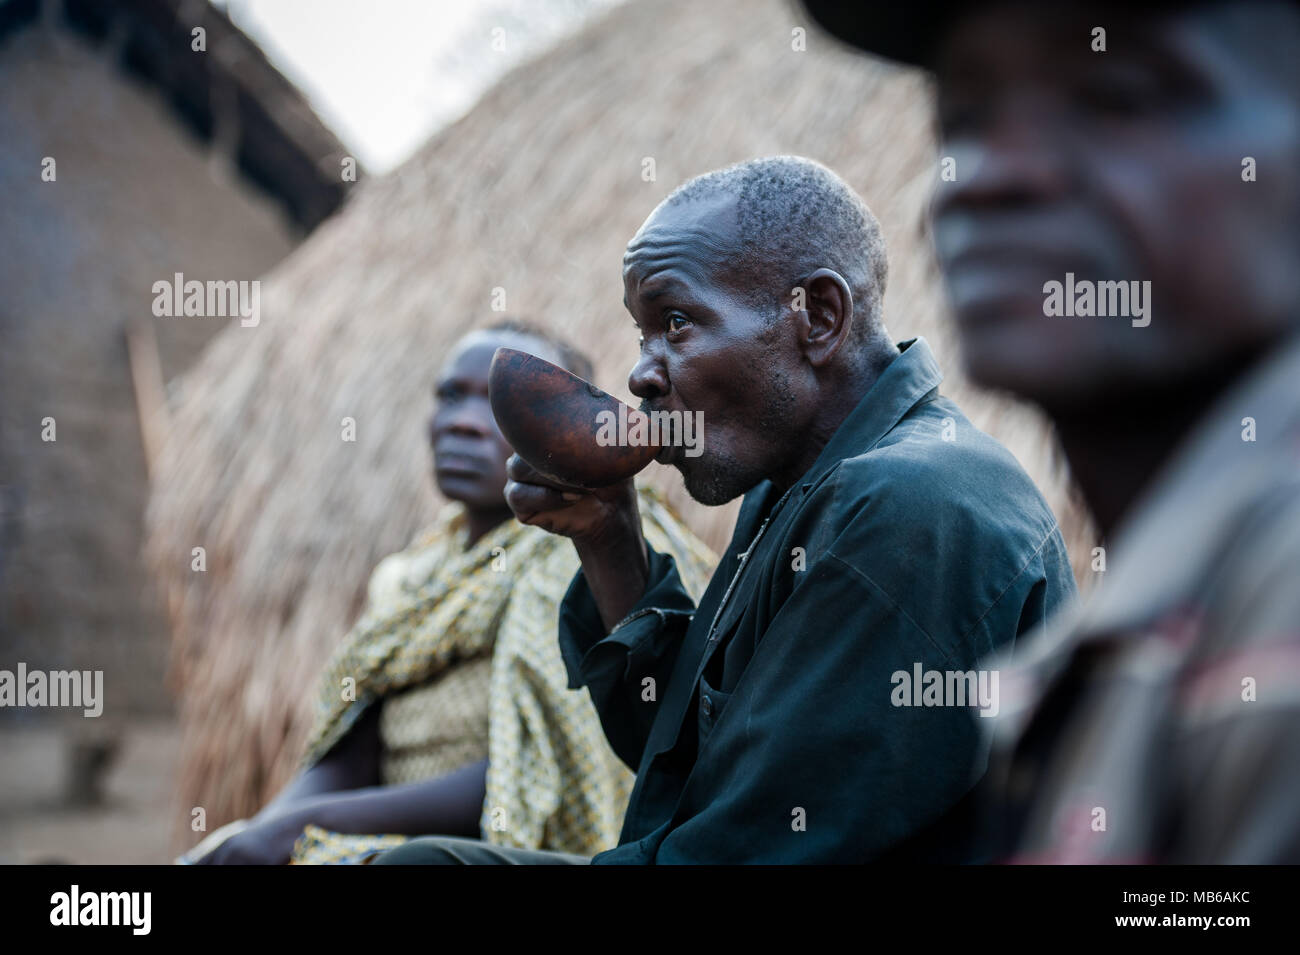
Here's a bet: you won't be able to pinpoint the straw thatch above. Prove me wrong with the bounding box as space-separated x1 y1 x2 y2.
146 0 1093 843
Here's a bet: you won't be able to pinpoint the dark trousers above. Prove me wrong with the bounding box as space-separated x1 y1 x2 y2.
370 836 590 865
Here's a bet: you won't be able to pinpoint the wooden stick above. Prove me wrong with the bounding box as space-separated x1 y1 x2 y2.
125 318 171 481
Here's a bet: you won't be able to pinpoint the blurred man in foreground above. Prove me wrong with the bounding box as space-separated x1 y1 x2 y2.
806 0 1300 861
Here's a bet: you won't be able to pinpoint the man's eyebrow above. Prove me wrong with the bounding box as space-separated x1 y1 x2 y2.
635 275 687 302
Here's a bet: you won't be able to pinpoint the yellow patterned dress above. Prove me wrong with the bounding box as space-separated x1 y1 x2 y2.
283 484 714 863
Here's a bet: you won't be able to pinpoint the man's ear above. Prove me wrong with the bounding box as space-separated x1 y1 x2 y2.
796 269 853 368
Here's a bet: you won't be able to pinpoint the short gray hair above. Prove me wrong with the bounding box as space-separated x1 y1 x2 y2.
663 156 889 342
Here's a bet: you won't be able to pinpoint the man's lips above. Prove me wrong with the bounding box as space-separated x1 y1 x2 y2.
935 211 1099 261
639 403 693 467
942 243 1111 326
434 451 489 475
944 258 1056 311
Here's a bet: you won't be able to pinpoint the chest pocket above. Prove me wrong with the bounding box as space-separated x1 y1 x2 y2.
697 674 733 751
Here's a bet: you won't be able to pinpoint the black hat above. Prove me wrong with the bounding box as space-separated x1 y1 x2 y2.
800 0 960 67
800 1 1294 68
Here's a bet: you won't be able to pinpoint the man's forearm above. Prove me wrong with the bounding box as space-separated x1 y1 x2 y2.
573 513 651 631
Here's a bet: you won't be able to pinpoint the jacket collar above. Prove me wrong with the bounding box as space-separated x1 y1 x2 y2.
799 336 944 491
727 337 946 546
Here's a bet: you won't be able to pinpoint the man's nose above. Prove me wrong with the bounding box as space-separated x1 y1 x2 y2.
936 99 1073 215
628 347 669 401
435 400 493 439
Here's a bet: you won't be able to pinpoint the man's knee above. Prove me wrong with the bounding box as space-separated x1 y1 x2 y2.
370 836 478 865
369 836 589 865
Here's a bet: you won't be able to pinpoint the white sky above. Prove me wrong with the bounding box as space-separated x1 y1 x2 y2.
213 0 623 174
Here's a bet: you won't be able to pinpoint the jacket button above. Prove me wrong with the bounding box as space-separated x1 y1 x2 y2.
701 695 714 717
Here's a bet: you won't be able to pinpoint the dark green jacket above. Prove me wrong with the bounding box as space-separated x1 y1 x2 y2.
558 338 1076 863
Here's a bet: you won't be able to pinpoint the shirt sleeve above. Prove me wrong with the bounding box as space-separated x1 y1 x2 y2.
557 545 699 772
1175 708 1300 862
1170 497 1300 863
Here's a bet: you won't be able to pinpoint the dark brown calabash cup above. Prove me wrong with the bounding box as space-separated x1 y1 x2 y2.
488 347 661 489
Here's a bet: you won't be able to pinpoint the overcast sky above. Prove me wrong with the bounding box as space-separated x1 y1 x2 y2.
213 0 623 174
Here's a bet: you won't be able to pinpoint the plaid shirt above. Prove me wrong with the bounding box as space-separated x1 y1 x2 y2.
984 333 1300 863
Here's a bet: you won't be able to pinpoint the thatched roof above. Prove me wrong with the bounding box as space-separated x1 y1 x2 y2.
146 0 1092 842
0 0 358 230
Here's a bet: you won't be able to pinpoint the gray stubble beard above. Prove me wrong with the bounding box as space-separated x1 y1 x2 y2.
676 366 798 506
